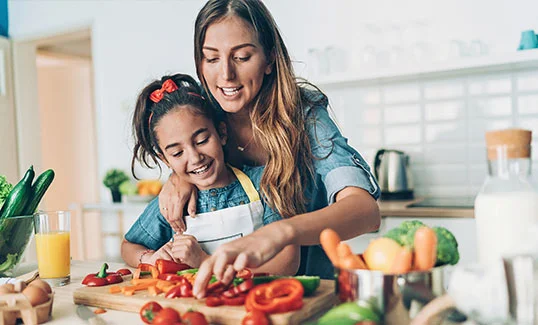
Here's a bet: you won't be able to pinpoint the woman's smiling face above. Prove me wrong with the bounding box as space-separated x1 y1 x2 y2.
201 16 273 115
156 106 229 190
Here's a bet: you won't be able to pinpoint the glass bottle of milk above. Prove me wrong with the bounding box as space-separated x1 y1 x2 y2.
474 128 538 266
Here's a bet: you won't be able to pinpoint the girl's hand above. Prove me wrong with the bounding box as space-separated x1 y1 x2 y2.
171 234 209 268
159 173 198 233
147 242 179 265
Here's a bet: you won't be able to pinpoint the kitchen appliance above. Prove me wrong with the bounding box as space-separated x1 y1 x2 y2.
374 149 414 200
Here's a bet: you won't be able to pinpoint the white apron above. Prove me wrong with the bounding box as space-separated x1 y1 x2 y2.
182 166 264 254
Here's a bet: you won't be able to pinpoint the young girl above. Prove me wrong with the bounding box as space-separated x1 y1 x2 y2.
121 73 299 277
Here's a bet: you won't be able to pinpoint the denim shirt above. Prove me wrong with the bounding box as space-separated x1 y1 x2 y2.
124 165 281 251
299 88 381 279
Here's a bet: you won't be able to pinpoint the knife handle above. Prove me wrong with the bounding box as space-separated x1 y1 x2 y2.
89 316 106 325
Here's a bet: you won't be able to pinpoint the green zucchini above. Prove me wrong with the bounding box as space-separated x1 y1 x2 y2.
23 169 55 215
0 166 35 220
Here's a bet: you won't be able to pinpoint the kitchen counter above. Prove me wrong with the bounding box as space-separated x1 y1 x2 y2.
378 197 474 218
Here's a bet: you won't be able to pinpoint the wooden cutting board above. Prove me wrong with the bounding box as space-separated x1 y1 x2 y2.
73 279 336 325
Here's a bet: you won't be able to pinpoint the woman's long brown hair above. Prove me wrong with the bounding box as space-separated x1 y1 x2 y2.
194 0 320 218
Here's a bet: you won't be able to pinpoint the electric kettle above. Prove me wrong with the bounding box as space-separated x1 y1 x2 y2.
373 149 414 200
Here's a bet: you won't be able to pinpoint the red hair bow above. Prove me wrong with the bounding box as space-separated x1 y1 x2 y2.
149 79 179 103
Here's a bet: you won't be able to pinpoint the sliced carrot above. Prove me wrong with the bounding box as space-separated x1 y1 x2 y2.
337 242 368 269
108 285 122 294
131 278 159 285
414 226 437 271
121 282 155 293
94 308 107 314
320 228 341 267
148 285 162 296
123 289 135 296
390 247 413 274
156 280 175 293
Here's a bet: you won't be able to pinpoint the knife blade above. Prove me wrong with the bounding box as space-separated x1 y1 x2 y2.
76 305 106 325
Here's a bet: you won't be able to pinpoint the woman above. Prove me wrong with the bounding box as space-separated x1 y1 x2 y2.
157 0 381 298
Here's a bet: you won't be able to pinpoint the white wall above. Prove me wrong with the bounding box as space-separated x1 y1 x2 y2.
8 0 538 200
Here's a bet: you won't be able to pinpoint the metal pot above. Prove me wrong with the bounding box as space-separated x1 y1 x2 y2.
336 266 462 325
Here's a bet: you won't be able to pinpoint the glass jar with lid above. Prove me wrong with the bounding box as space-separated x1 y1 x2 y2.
474 128 538 266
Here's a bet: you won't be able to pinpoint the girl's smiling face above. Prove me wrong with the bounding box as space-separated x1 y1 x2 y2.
201 16 273 116
156 106 230 190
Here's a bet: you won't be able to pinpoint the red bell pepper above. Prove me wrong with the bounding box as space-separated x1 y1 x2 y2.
165 281 193 298
82 263 124 287
155 259 191 274
158 273 185 282
245 278 304 314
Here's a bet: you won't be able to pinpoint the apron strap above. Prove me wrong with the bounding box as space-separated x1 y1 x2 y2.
229 165 261 202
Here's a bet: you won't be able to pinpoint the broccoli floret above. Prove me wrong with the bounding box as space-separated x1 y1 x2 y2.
433 226 460 266
383 220 425 247
0 175 13 209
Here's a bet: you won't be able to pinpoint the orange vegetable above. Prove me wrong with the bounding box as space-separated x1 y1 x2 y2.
390 247 413 274
320 228 341 267
131 278 159 286
413 226 437 271
108 285 122 294
337 242 368 269
94 308 107 314
148 285 163 296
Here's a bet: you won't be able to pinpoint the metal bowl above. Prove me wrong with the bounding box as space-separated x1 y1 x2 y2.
336 266 452 325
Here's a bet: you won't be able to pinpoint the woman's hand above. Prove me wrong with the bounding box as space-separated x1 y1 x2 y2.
170 234 209 268
159 173 198 233
192 222 292 298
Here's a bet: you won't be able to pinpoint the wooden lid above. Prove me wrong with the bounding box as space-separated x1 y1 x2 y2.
485 128 532 160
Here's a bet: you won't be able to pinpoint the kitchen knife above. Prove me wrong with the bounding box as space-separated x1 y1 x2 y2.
76 305 106 325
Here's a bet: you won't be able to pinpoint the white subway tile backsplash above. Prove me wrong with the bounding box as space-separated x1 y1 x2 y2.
516 118 538 139
468 164 488 187
518 95 538 115
384 104 420 124
424 80 464 100
383 84 420 104
469 75 512 95
468 118 513 141
425 121 466 143
345 106 382 126
385 125 421 145
467 144 486 163
425 101 464 121
423 145 468 164
418 165 468 186
468 97 512 117
517 71 538 91
350 127 382 147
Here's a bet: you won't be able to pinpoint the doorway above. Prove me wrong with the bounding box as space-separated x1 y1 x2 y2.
12 29 99 261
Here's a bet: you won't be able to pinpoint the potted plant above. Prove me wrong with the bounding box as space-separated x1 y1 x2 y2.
103 169 129 203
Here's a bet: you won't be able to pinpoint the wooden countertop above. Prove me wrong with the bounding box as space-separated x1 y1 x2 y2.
378 197 474 218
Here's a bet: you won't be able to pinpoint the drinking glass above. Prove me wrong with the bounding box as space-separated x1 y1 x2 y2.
33 210 71 286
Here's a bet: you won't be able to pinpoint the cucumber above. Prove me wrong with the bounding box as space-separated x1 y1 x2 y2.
252 275 321 296
23 169 55 214
0 166 35 220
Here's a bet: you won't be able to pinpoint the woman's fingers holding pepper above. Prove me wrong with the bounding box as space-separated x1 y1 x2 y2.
193 255 215 298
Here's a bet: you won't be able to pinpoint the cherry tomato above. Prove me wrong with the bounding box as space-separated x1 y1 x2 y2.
152 307 182 325
242 310 270 325
182 310 209 325
139 301 163 324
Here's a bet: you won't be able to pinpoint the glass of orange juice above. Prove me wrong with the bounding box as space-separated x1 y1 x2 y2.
33 210 71 287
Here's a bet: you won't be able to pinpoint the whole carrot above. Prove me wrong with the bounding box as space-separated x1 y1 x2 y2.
337 242 368 270
414 226 437 271
320 228 342 267
390 246 413 274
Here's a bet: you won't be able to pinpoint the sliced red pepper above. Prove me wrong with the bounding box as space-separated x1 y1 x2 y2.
82 263 124 287
234 279 254 295
206 281 226 295
205 296 223 307
155 259 191 274
236 268 253 279
222 294 247 306
137 263 160 279
165 281 193 298
245 278 304 314
116 268 132 276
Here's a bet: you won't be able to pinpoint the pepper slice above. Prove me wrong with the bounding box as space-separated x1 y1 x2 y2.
82 263 124 287
155 259 191 274
245 278 304 314
136 263 160 279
